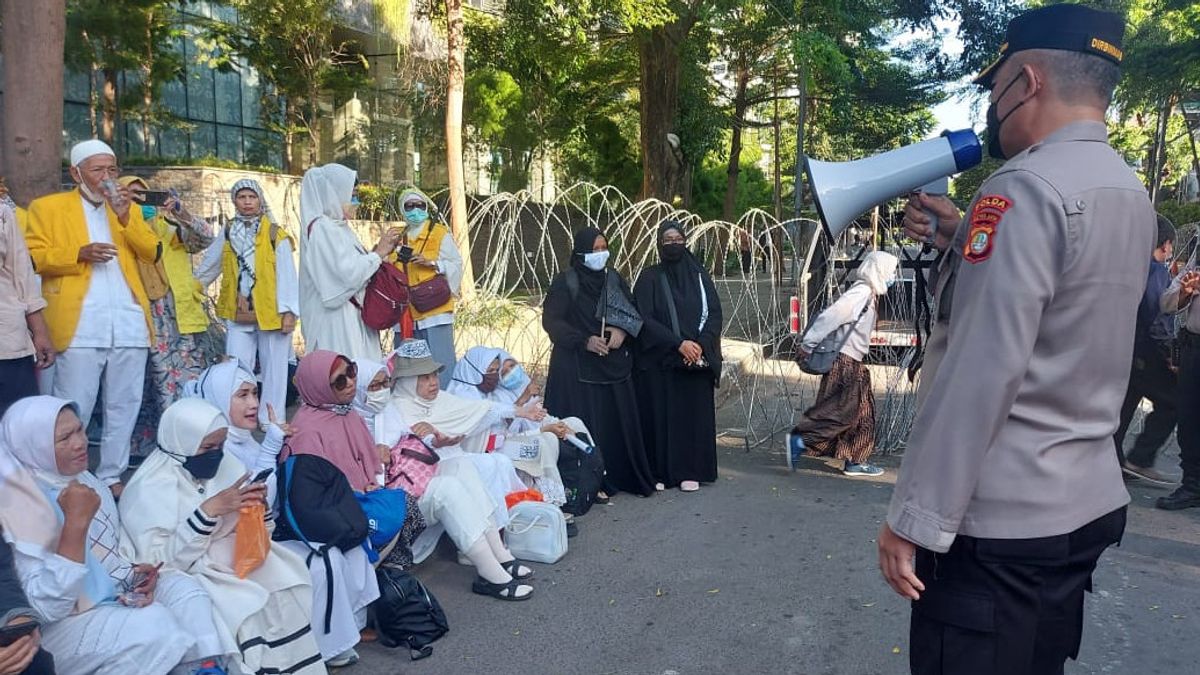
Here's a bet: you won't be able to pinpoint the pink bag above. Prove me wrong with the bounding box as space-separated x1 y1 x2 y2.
385 435 440 498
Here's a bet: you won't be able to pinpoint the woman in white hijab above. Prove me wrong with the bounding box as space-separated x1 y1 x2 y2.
298 163 402 362
789 250 899 477
119 399 325 675
351 357 392 437
447 347 579 506
186 360 378 668
0 396 224 675
378 340 539 528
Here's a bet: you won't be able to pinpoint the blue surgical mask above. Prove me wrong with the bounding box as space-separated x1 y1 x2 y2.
501 365 531 393
583 250 610 271
140 205 158 220
404 208 429 226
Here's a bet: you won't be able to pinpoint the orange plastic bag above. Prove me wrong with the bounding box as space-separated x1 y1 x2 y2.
505 488 544 510
234 502 269 579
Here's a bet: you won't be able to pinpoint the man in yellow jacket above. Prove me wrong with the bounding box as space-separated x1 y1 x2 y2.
24 140 160 497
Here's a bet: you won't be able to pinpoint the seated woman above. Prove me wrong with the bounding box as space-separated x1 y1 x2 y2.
0 396 225 675
448 347 589 506
0 533 53 675
119 399 324 675
293 349 532 601
381 341 538 527
191 360 377 669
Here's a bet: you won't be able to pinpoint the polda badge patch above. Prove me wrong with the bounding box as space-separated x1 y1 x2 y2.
963 195 1011 264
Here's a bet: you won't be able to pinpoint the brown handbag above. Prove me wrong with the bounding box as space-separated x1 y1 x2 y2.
233 294 258 324
137 258 170 301
408 274 452 313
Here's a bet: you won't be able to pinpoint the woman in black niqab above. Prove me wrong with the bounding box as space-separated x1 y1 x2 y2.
542 228 655 497
633 219 724 491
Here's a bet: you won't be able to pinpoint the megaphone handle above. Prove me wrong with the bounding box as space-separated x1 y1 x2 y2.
923 209 939 247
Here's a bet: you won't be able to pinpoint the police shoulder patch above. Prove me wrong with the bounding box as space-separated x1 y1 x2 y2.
962 194 1012 264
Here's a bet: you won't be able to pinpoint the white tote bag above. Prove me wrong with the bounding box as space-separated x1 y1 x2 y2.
504 501 568 564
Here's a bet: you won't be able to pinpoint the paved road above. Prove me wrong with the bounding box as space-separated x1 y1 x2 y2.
352 441 1200 675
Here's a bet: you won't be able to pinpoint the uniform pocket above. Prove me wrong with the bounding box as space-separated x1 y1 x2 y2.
911 588 998 675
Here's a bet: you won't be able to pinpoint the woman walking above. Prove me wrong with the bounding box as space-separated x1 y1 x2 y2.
633 219 724 492
789 251 898 477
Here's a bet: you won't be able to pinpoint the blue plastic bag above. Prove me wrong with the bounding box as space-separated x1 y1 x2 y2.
355 488 409 551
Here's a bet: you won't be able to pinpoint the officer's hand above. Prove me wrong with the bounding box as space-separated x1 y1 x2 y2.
878 523 925 601
902 193 961 251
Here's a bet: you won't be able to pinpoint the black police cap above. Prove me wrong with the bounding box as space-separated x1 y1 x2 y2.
974 4 1125 88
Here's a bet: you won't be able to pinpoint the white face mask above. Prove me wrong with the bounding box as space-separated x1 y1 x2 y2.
583 250 610 271
363 388 391 415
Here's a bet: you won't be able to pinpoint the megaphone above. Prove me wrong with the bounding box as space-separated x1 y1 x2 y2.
805 129 982 239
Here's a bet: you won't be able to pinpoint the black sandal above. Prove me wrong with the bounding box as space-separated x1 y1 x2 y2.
503 559 534 580
472 576 533 601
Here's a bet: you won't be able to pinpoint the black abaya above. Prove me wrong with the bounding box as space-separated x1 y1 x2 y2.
542 231 655 497
633 221 724 487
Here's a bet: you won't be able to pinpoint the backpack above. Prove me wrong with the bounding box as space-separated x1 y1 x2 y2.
557 433 605 516
351 262 410 330
372 566 449 660
274 455 370 634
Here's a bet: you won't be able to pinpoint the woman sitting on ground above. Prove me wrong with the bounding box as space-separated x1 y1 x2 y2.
0 396 226 675
119 399 324 675
191 359 378 669
448 346 589 506
788 250 899 477
0 532 53 675
380 340 539 528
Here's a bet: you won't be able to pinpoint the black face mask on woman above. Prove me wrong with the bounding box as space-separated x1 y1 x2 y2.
661 243 686 262
477 372 500 394
182 449 224 481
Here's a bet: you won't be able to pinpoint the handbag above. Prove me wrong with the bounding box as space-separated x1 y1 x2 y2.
657 271 711 371
797 297 872 375
351 262 410 330
233 502 269 579
354 488 409 551
385 435 440 498
408 275 452 313
136 258 170 301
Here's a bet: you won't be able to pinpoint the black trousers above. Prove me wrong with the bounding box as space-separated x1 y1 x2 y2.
910 507 1126 675
1176 336 1200 490
1113 342 1177 467
0 356 39 418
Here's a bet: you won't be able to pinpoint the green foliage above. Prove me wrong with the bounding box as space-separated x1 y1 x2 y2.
691 154 774 221
1157 201 1200 229
122 154 282 174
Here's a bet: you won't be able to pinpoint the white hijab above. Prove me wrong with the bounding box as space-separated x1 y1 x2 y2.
353 358 390 422
185 360 258 445
120 399 246 567
855 251 900 296
445 346 503 401
299 163 356 234
391 372 493 437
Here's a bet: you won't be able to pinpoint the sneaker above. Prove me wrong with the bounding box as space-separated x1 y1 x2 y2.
786 433 805 471
326 648 360 668
1156 486 1200 511
1122 463 1176 486
843 461 884 477
566 521 579 538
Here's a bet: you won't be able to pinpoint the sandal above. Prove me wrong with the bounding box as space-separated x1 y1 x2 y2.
595 492 611 505
502 559 534 580
472 576 533 601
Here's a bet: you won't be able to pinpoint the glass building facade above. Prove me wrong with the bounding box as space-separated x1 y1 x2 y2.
62 1 284 169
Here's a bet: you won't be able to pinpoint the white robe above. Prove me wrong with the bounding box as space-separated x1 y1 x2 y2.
276 542 378 660
6 472 219 675
120 452 326 675
299 216 383 361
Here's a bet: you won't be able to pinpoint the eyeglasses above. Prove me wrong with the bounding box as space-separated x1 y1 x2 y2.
403 201 425 211
330 362 359 391
366 377 392 392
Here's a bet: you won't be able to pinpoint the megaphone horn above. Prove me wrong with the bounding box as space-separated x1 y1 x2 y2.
805 129 982 239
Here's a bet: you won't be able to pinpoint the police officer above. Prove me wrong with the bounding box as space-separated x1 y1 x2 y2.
1157 250 1200 509
877 5 1156 674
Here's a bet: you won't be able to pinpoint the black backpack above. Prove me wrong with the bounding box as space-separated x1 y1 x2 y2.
557 433 605 516
274 454 369 635
372 566 449 660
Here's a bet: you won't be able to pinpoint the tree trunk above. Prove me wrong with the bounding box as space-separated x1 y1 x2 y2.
792 65 808 217
722 61 750 222
0 0 66 205
636 15 696 202
1148 96 1176 204
445 0 476 300
101 67 118 147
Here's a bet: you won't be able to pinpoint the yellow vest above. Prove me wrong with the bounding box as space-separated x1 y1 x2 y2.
216 216 290 331
150 216 209 334
401 222 456 320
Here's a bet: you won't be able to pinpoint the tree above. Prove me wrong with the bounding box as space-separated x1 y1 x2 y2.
1 0 66 205
445 0 476 298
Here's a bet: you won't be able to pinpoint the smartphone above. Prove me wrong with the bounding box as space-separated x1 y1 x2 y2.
397 245 414 263
0 621 38 647
251 467 274 484
141 190 172 206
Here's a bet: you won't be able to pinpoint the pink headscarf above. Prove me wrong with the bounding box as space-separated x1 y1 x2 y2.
286 350 379 491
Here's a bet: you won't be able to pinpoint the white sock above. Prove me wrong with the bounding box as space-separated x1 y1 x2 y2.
485 528 514 564
465 537 510 584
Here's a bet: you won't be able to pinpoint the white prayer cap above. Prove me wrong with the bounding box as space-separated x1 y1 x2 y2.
69 139 115 167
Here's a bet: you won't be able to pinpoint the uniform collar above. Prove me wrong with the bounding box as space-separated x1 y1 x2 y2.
1037 120 1109 147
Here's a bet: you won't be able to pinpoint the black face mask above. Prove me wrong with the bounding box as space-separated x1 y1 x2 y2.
985 71 1029 160
661 243 686 262
477 372 500 394
182 449 224 481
